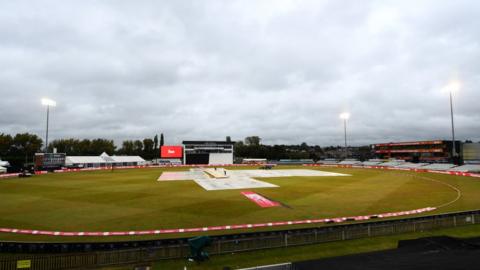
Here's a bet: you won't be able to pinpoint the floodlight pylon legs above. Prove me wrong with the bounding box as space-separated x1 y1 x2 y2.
45 105 50 153
449 91 456 162
344 119 348 159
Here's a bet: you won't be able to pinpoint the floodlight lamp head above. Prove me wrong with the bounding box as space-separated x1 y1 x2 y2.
41 98 57 107
340 112 350 120
443 80 461 94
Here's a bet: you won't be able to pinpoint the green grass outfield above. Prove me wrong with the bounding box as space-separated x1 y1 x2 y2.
0 165 479 242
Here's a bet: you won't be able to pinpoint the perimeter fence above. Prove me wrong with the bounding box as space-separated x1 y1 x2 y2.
0 209 479 270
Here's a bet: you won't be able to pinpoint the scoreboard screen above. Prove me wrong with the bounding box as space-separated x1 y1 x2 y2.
35 153 66 169
161 146 183 158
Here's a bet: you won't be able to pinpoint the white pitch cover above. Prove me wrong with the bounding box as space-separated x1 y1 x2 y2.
158 169 350 191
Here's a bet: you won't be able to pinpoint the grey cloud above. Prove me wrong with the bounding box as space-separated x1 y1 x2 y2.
1 0 479 146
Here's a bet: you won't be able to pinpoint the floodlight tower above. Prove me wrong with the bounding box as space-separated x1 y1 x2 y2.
41 98 57 153
445 81 460 162
339 112 350 159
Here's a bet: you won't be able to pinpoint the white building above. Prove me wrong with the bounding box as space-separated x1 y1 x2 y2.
65 156 107 168
65 153 146 168
0 159 9 174
182 141 234 165
102 154 146 166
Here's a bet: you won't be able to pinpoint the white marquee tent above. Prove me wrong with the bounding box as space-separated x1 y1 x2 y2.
65 153 146 168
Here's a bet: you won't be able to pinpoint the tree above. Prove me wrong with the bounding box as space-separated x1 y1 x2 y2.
153 134 158 158
119 140 135 155
78 139 92 155
160 133 164 147
10 133 43 167
143 138 154 160
48 138 115 155
0 133 13 158
90 139 116 155
300 142 309 151
133 140 143 156
48 138 80 155
245 136 261 146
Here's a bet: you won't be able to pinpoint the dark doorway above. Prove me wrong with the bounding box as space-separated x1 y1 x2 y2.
185 154 209 165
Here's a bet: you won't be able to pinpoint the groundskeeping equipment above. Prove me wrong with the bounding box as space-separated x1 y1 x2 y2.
188 236 212 262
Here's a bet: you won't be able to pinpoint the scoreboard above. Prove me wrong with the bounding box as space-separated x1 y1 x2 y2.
35 153 66 169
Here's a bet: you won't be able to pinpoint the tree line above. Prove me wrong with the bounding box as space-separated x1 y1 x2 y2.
47 133 166 160
0 133 376 169
235 136 376 161
0 133 43 168
235 136 324 160
6 133 470 168
0 133 165 168
1 133 330 168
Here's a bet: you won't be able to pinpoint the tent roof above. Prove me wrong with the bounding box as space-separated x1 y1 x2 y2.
109 156 145 163
66 156 106 164
65 155 145 164
0 160 10 167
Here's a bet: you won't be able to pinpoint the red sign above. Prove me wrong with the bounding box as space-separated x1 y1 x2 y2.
161 146 183 158
241 191 280 208
374 140 443 147
375 148 445 154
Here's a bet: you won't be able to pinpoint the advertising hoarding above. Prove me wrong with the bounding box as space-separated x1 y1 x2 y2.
161 146 183 158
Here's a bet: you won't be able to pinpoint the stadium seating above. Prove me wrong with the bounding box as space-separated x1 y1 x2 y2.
361 159 383 166
378 160 405 167
318 159 339 165
421 163 456 170
277 159 315 165
395 163 429 169
338 159 362 165
449 164 480 173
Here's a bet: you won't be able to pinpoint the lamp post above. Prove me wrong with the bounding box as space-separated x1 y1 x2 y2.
445 81 460 163
339 112 350 159
41 98 56 153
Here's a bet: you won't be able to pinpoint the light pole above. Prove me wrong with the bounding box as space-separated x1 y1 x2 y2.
339 112 350 159
41 98 57 153
445 81 460 163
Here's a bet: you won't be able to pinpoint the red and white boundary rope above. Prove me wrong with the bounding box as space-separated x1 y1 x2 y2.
0 207 435 237
0 173 20 179
1 163 478 179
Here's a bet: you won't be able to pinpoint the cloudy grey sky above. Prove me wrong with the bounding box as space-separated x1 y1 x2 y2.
1 0 479 146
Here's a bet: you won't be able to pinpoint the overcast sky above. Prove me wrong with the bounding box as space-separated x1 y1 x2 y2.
1 0 479 146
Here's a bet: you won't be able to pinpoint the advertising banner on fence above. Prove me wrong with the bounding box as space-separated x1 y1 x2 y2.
161 146 183 158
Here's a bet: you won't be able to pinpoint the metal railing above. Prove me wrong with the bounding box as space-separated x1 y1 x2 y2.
0 210 479 270
239 262 293 270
